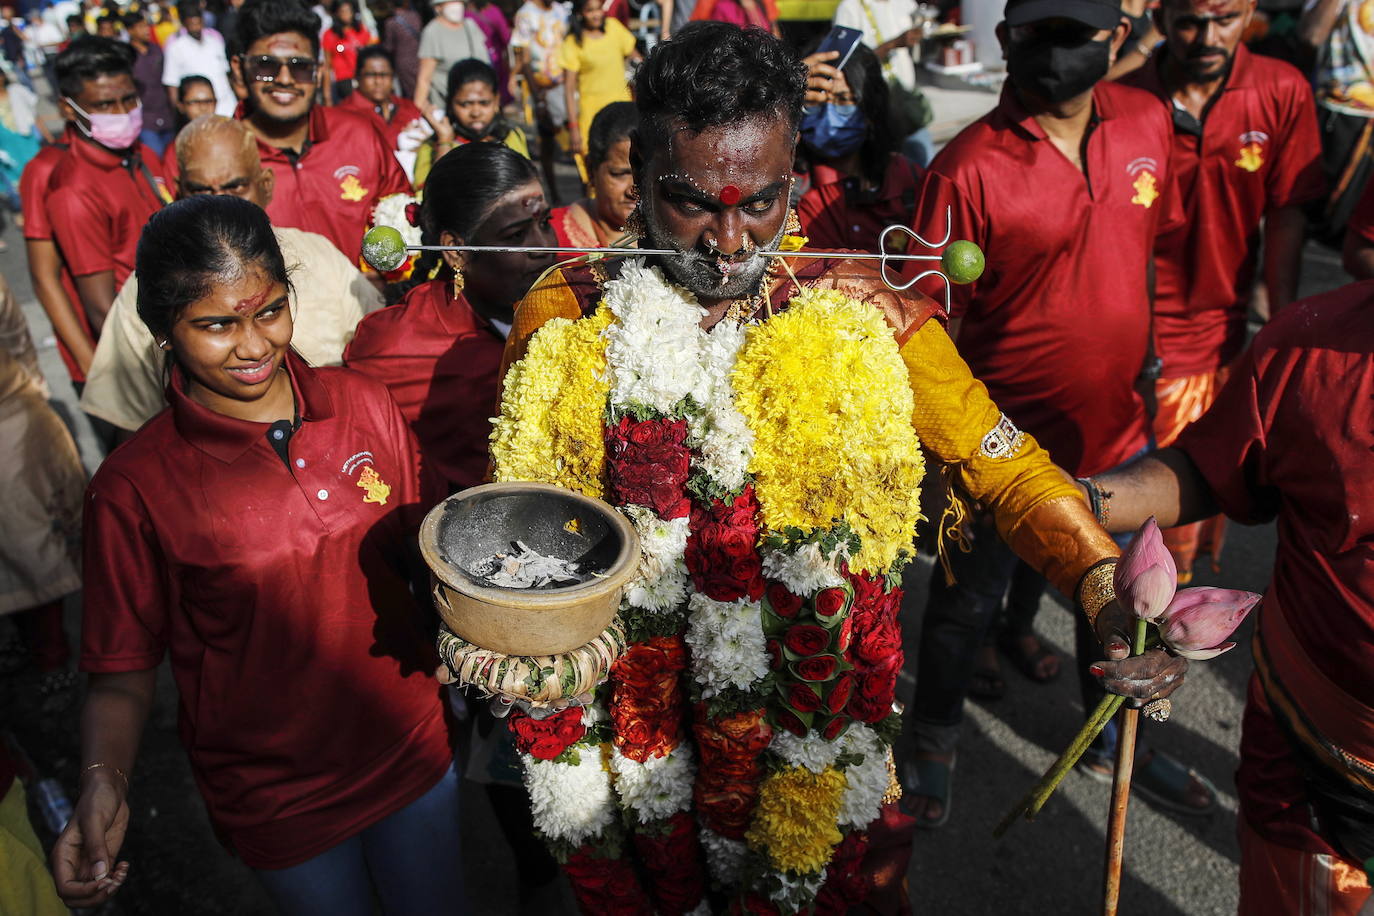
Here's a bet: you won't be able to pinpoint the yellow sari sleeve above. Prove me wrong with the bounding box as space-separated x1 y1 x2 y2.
900 319 1120 599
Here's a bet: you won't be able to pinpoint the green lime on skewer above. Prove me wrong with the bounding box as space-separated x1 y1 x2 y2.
362 225 407 273
942 239 985 285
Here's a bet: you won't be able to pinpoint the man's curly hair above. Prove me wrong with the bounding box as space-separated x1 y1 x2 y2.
634 22 808 158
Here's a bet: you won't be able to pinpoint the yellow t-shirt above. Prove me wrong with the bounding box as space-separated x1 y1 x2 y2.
557 18 636 147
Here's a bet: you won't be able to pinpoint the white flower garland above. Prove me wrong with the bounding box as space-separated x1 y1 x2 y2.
769 729 844 774
602 259 709 416
610 742 695 823
838 725 888 829
369 193 421 247
622 507 690 613
699 827 749 887
761 541 848 595
524 746 617 846
684 593 770 697
693 318 754 493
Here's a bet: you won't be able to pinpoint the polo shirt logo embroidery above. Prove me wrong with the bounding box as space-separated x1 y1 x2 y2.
979 414 1025 460
1126 157 1160 209
357 467 391 506
335 165 369 202
342 450 391 505
1235 131 1268 172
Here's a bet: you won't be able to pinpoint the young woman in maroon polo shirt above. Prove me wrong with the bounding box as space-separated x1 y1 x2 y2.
51 196 466 916
796 45 922 253
346 141 556 493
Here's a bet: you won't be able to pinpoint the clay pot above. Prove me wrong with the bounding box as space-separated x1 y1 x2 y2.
419 482 640 656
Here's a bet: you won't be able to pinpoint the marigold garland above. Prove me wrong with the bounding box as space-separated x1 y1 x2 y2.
490 306 613 496
731 290 925 575
744 765 848 874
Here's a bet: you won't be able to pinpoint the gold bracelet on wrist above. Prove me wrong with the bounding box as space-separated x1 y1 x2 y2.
1076 559 1118 628
83 762 129 790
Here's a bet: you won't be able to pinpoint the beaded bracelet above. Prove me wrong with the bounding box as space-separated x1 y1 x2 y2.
1076 476 1112 528
83 762 129 790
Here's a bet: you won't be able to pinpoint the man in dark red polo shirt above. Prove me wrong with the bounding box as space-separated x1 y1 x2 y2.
339 46 428 153
1120 0 1322 581
20 130 91 387
224 0 410 262
45 36 170 339
904 0 1212 826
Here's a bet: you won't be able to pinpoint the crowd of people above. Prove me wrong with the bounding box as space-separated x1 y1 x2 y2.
0 0 1371 912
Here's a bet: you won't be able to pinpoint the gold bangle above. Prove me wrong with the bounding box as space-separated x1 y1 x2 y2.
83 762 129 790
1076 560 1118 628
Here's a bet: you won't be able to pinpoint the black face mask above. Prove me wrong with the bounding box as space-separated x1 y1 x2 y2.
1006 34 1112 104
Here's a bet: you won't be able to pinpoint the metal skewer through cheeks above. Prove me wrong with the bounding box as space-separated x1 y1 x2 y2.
360 206 981 305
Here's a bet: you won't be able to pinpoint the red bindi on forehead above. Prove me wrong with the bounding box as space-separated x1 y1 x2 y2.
235 288 270 314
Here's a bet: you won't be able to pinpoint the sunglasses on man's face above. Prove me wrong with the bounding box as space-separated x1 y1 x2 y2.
242 54 318 84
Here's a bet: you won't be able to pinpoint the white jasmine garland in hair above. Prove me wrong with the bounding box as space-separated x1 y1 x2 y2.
762 540 847 595
370 193 422 247
700 827 749 887
622 507 690 612
769 729 843 774
523 750 616 846
601 259 709 415
610 742 695 822
684 593 770 697
837 725 887 829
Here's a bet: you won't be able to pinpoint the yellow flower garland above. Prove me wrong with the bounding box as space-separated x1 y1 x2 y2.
732 290 925 574
745 766 847 874
490 306 614 496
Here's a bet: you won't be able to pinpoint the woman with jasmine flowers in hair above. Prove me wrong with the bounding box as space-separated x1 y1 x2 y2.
470 20 1197 916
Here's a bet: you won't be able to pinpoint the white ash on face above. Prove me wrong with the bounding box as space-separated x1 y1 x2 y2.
468 541 584 589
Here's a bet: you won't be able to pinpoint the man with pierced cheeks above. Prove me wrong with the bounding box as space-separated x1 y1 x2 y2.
501 21 1190 906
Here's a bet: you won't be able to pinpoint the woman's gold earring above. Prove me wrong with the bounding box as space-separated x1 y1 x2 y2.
452 266 465 299
785 209 802 237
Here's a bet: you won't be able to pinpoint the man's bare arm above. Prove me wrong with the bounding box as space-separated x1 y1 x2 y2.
1263 205 1307 313
74 271 118 338
1088 448 1219 533
27 239 94 373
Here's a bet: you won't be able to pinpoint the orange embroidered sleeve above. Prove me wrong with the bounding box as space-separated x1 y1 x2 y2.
501 267 589 382
899 319 1120 599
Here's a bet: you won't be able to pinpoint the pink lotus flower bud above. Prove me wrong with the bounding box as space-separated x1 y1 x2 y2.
1156 587 1260 660
1113 517 1178 621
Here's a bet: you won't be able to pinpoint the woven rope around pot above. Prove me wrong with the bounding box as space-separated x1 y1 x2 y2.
436 617 628 708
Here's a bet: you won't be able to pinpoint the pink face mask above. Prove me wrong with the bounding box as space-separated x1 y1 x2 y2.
65 97 144 150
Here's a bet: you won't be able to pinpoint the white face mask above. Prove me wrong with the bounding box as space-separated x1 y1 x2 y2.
440 2 465 21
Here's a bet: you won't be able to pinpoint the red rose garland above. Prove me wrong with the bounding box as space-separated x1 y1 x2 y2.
507 707 588 761
564 843 656 916
610 635 689 762
844 571 904 724
685 487 766 602
813 830 870 915
632 811 708 915
605 416 693 519
692 705 774 838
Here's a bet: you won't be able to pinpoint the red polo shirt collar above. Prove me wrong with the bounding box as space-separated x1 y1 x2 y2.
69 132 146 170
994 82 1117 142
234 103 332 153
168 350 337 464
1131 43 1256 101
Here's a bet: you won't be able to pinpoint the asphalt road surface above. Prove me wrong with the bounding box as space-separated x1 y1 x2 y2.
1 167 1354 913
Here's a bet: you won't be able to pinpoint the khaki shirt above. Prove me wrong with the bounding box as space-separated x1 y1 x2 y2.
80 226 384 432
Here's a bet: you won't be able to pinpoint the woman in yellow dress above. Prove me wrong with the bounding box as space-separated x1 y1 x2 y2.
559 0 640 160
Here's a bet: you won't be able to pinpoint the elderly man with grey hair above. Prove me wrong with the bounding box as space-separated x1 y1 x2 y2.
79 115 384 433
